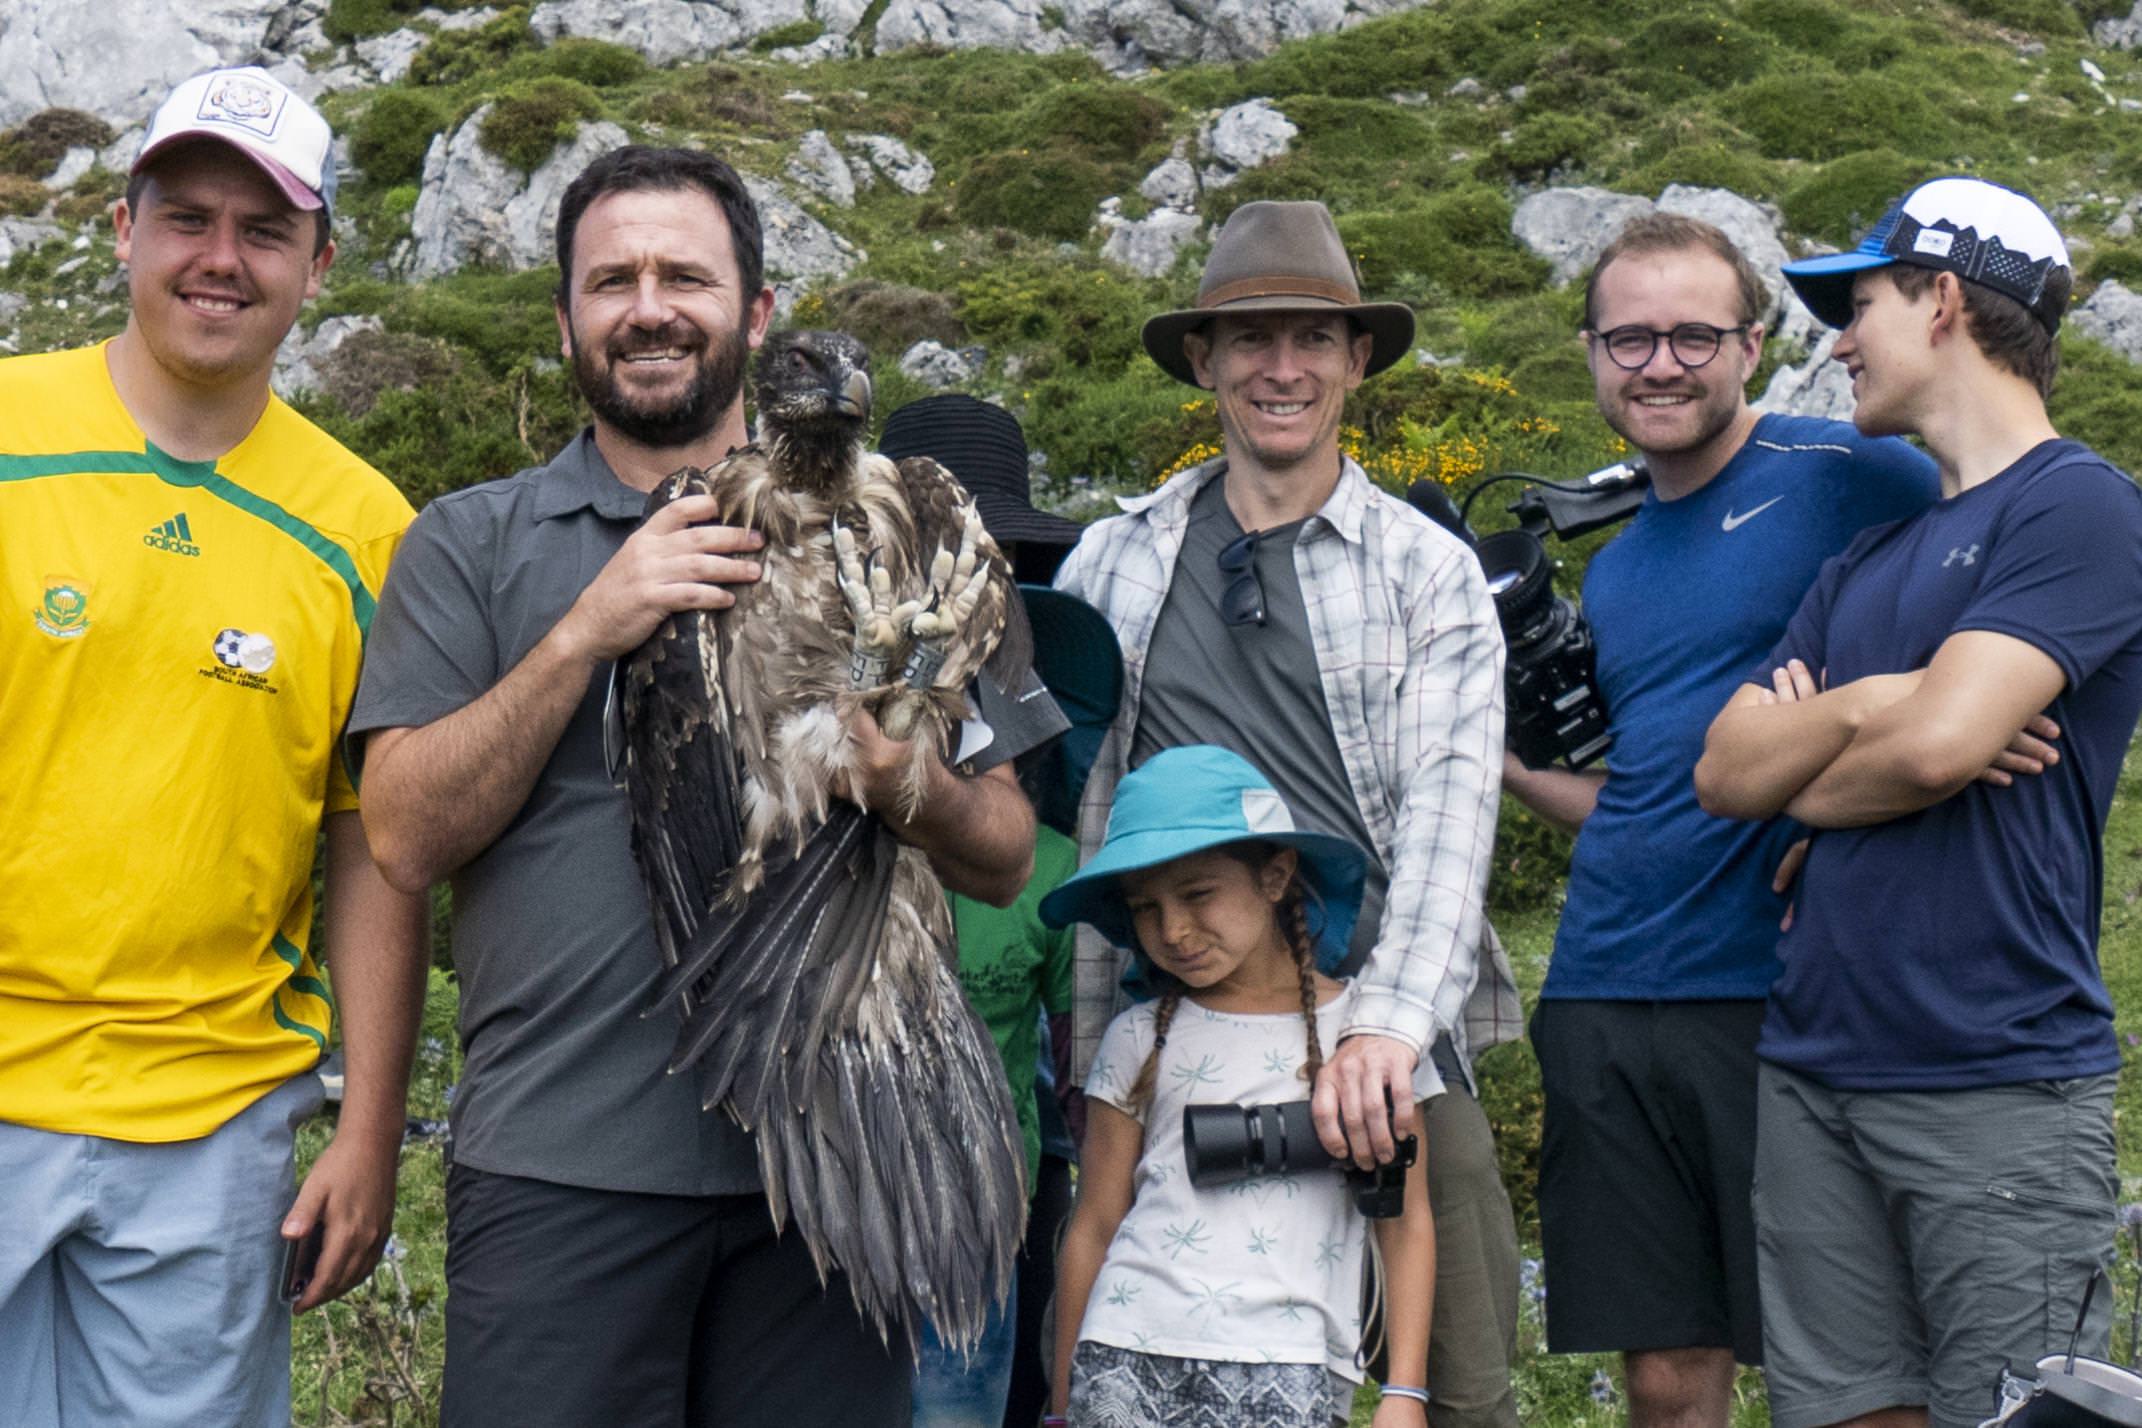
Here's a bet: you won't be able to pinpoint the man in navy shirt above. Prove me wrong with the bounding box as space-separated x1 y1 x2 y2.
1699 178 2142 1428
1503 213 1937 1426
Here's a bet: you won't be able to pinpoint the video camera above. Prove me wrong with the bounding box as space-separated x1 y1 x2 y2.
1406 460 1650 771
1182 1100 1416 1219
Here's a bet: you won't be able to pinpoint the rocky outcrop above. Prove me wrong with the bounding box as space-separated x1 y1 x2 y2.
1199 99 1295 189
1060 0 1416 71
529 0 825 64
744 176 863 312
1756 328 1854 421
787 129 855 207
2096 2 2142 48
898 339 984 387
1510 187 1653 286
407 108 632 278
2071 279 2142 363
876 0 1066 54
1097 200 1203 277
846 134 934 195
0 0 304 127
274 314 384 400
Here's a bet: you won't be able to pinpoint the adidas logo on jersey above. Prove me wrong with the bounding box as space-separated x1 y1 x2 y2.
144 513 200 557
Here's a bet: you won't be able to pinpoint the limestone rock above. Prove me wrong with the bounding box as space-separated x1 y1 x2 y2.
1138 154 1199 210
354 27 427 84
845 134 934 195
1757 328 1855 422
1059 0 1416 70
874 0 1067 55
274 314 384 400
2096 2 2142 48
0 0 288 127
2071 279 2142 363
1510 187 1652 285
43 146 95 190
1097 199 1202 278
407 107 631 278
0 216 64 268
787 130 855 207
745 176 862 314
1198 99 1295 189
1654 184 1817 348
528 0 818 65
898 339 984 388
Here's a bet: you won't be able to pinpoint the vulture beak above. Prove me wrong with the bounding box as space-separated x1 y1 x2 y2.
833 368 872 419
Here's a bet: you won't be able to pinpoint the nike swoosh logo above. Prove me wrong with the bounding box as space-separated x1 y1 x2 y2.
1722 496 1784 532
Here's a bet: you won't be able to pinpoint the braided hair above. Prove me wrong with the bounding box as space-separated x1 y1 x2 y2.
1283 882 1325 1088
1125 984 1184 1115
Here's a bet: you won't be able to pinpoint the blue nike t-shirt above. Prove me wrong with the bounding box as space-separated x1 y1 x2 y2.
1756 440 2142 1090
1544 413 1938 1000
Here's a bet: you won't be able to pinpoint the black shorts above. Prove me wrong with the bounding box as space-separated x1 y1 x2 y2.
1530 998 1765 1363
441 1164 911 1428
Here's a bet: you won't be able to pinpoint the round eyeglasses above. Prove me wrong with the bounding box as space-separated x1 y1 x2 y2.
1590 322 1750 371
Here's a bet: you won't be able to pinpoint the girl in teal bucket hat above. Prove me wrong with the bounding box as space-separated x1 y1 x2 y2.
1039 746 1440 1428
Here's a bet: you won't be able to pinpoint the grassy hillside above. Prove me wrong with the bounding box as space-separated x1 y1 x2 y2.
13 0 2139 1420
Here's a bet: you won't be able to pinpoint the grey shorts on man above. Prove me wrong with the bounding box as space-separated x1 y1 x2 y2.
1753 1064 2116 1428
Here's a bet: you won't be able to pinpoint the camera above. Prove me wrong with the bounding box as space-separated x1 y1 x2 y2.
1182 1100 1417 1219
1406 460 1649 771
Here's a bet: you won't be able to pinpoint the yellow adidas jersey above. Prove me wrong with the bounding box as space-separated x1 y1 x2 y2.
0 342 414 1142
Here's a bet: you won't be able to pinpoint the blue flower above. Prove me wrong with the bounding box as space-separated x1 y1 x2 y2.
1589 1369 1617 1405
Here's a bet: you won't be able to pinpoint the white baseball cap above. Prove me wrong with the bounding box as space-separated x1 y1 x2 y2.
133 67 336 218
1783 177 2069 334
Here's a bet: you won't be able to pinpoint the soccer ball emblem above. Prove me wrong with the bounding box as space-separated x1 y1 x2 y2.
213 628 246 667
212 628 278 674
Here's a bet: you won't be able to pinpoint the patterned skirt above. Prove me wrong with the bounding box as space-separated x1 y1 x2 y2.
1067 1341 1351 1428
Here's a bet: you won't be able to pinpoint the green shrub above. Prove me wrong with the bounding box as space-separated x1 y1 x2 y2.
810 279 968 354
1478 111 1604 182
952 150 1114 242
0 174 47 217
956 255 1157 378
324 0 426 43
2050 338 2142 484
2085 243 2142 287
1956 0 2084 35
1625 140 1780 198
1782 148 1933 245
310 360 583 508
1726 69 1954 160
350 90 449 188
478 78 604 173
1338 186 1551 301
0 108 115 179
752 19 826 50
1620 10 1778 95
528 37 649 88
408 8 535 87
1012 87 1169 163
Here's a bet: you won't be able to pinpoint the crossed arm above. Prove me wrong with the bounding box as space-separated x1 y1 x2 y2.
1694 629 2065 829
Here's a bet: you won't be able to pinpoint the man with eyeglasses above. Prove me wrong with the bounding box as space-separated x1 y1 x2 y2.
1055 200 1524 1425
1498 212 1936 1426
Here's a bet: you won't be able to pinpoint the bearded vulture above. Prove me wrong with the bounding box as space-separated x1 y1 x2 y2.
619 329 1034 1355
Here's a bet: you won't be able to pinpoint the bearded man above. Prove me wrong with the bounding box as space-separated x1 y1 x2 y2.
347 146 1057 1428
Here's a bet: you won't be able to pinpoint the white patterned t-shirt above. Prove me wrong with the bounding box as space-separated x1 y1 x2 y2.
1077 982 1444 1380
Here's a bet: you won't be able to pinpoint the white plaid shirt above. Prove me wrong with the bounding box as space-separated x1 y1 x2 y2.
1054 456 1520 1083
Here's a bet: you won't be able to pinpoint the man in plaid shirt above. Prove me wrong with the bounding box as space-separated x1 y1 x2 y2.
1054 199 1522 1425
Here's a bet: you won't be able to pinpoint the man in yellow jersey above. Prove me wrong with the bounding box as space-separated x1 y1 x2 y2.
0 67 428 1428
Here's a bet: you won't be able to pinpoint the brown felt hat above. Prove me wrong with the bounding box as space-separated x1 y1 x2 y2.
1142 200 1416 387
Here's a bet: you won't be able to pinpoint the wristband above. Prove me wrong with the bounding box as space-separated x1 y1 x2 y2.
1043 1417 1070 1426
1381 1384 1431 1405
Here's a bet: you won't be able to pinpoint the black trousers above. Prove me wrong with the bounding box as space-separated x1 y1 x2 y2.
441 1164 911 1428
1003 1154 1075 1428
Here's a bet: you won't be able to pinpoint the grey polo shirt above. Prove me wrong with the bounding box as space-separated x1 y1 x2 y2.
348 429 1065 1196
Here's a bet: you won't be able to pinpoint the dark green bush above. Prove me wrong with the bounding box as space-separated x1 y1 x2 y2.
307 360 582 508
350 90 449 188
953 150 1114 242
1012 87 1170 163
1478 111 1604 182
752 18 826 50
1956 0 2083 35
955 255 1156 377
408 8 535 87
1726 70 1954 160
1338 187 1551 301
478 78 604 173
1625 139 1781 198
0 108 115 179
810 280 968 354
1782 148 1933 245
1620 10 1778 95
528 38 649 88
2085 243 2142 287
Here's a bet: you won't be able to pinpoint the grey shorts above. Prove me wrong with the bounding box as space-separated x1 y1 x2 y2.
1068 1341 1352 1427
1753 1062 2116 1428
0 1073 324 1428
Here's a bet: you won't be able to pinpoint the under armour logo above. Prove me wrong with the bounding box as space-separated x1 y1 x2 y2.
1943 544 1980 568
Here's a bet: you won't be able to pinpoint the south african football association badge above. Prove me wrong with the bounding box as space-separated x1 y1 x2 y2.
33 575 89 639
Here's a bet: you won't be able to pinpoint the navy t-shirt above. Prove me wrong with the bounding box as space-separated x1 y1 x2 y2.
1756 440 2142 1090
1545 414 1938 1000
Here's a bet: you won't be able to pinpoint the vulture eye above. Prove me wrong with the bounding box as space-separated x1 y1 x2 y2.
786 350 808 372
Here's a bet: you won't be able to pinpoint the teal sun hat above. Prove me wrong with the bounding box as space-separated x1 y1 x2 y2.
1040 745 1369 974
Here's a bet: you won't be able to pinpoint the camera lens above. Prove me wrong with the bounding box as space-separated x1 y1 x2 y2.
1475 531 1557 648
1184 1101 1337 1187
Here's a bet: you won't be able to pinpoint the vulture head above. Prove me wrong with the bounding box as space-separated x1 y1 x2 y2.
754 329 873 495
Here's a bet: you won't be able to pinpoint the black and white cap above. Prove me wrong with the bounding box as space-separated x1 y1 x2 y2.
1782 177 2069 334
